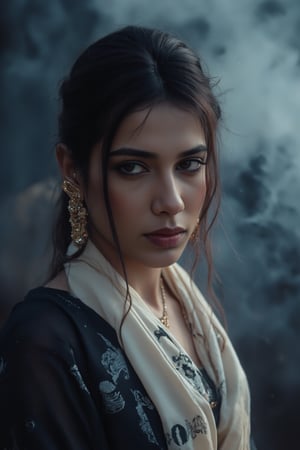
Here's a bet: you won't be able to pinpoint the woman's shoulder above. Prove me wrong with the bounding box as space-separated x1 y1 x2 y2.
0 286 117 354
0 288 79 350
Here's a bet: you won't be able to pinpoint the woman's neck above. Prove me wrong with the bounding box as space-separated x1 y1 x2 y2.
89 236 166 311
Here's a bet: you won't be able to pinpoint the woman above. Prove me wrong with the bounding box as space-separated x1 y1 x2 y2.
0 26 252 449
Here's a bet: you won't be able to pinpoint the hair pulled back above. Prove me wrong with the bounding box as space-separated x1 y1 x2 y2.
50 25 221 294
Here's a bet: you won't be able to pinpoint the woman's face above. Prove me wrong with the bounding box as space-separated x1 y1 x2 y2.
85 102 208 273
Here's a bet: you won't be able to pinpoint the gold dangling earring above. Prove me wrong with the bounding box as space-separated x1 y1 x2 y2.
190 218 200 243
62 177 88 247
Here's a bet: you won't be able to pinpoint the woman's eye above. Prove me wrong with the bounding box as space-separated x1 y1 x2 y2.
117 161 147 175
177 158 206 172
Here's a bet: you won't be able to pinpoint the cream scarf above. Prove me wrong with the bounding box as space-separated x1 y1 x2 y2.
65 241 250 450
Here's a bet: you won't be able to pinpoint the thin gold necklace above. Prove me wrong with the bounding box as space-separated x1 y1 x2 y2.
159 276 170 328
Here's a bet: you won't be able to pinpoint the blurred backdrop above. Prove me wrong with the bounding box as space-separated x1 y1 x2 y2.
1 0 300 448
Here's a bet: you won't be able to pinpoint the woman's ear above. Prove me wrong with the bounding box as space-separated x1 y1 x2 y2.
56 143 85 187
56 143 76 179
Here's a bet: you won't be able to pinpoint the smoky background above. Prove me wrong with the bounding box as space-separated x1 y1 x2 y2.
1 1 300 448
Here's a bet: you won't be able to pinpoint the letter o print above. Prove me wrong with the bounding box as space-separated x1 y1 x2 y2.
171 424 188 445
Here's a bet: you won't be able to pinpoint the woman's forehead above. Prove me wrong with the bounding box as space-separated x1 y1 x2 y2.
111 102 205 149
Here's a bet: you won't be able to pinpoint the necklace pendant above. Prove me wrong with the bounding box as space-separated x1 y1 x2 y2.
160 315 170 328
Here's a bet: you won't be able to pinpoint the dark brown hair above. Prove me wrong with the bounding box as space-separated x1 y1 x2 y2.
49 25 222 323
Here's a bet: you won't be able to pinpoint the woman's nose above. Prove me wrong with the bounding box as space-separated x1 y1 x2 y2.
151 175 184 216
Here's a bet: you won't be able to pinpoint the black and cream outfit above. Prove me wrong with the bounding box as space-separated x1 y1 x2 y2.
0 241 251 449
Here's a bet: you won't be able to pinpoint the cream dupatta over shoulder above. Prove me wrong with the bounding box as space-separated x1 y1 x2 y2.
65 241 250 450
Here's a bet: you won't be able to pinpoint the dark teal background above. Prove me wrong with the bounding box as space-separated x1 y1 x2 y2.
1 1 300 448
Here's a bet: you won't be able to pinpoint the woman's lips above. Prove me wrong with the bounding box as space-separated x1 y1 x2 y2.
144 228 186 248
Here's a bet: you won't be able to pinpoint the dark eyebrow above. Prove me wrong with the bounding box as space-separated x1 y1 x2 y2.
109 145 207 159
180 145 207 157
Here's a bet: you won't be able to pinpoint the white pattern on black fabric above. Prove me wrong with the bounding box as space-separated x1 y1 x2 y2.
70 364 91 394
99 380 125 414
131 389 159 446
69 348 91 394
97 333 129 383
